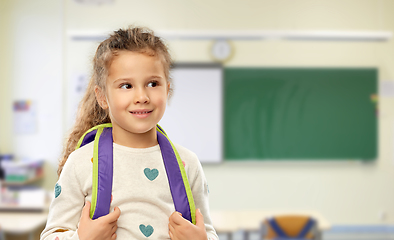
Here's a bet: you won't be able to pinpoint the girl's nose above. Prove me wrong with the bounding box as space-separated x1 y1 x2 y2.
134 88 149 104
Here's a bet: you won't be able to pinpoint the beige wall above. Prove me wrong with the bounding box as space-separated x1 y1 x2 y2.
1 0 394 226
0 0 13 154
0 0 64 188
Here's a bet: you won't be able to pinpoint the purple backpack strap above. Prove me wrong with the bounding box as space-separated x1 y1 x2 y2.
91 127 113 219
157 130 194 223
79 129 98 148
77 125 113 220
77 124 194 223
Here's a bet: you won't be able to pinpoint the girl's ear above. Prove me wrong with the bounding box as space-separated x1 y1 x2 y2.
167 82 171 96
94 86 109 109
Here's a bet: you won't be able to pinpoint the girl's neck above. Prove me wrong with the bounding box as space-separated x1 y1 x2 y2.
112 127 158 148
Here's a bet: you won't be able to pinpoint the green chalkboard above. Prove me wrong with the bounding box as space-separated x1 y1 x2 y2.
224 68 377 160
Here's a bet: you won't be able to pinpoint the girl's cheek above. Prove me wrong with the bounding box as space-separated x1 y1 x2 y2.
159 99 167 107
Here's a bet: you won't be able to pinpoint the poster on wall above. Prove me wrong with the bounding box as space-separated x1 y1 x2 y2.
13 100 37 134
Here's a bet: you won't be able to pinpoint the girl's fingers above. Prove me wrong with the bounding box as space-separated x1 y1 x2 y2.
103 207 121 223
112 224 118 234
81 201 91 220
111 233 117 240
169 229 175 240
195 208 205 228
169 211 183 225
168 222 175 233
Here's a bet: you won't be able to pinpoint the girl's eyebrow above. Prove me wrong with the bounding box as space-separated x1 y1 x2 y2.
112 75 164 84
112 78 132 85
149 75 164 79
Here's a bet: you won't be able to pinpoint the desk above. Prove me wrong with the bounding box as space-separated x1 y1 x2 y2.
210 210 331 240
0 212 48 240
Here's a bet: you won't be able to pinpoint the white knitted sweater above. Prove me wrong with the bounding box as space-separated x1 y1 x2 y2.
40 142 218 240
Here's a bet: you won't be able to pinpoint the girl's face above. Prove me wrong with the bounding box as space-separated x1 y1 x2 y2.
97 50 169 146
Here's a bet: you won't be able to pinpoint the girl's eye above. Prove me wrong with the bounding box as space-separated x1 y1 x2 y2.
120 84 132 89
147 81 158 87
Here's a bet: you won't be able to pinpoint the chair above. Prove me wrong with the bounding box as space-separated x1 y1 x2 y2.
260 215 318 240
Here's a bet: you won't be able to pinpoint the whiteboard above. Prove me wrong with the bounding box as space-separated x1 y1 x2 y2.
159 64 223 164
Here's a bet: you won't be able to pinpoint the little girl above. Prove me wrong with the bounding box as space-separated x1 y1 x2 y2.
41 26 219 240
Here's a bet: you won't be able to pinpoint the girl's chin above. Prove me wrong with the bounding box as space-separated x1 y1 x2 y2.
129 126 157 135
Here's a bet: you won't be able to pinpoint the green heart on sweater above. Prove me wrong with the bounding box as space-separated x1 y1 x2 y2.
54 183 61 198
144 168 159 181
139 224 154 237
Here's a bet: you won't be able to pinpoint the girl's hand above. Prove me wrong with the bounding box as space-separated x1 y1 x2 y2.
78 201 121 240
168 209 208 240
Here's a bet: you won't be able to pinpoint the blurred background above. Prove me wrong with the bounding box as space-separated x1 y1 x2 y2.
1 0 394 239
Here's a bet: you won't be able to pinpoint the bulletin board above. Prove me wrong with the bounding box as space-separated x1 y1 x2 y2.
224 68 377 161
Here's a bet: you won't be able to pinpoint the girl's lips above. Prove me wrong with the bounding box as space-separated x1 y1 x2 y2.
129 110 153 119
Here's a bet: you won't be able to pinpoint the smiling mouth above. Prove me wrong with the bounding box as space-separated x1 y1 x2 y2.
130 110 153 114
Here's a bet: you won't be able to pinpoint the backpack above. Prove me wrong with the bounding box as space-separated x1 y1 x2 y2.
266 216 316 240
75 123 196 224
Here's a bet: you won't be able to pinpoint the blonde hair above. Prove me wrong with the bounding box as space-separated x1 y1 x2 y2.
58 26 173 176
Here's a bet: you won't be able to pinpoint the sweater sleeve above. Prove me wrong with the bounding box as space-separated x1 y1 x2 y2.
188 154 219 240
40 151 86 240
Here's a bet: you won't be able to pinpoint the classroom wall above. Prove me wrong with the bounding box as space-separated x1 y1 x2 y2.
0 0 64 188
0 0 12 154
1 0 394 225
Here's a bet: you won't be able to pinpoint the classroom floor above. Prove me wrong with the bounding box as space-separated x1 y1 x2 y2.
3 226 394 240
218 227 394 240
